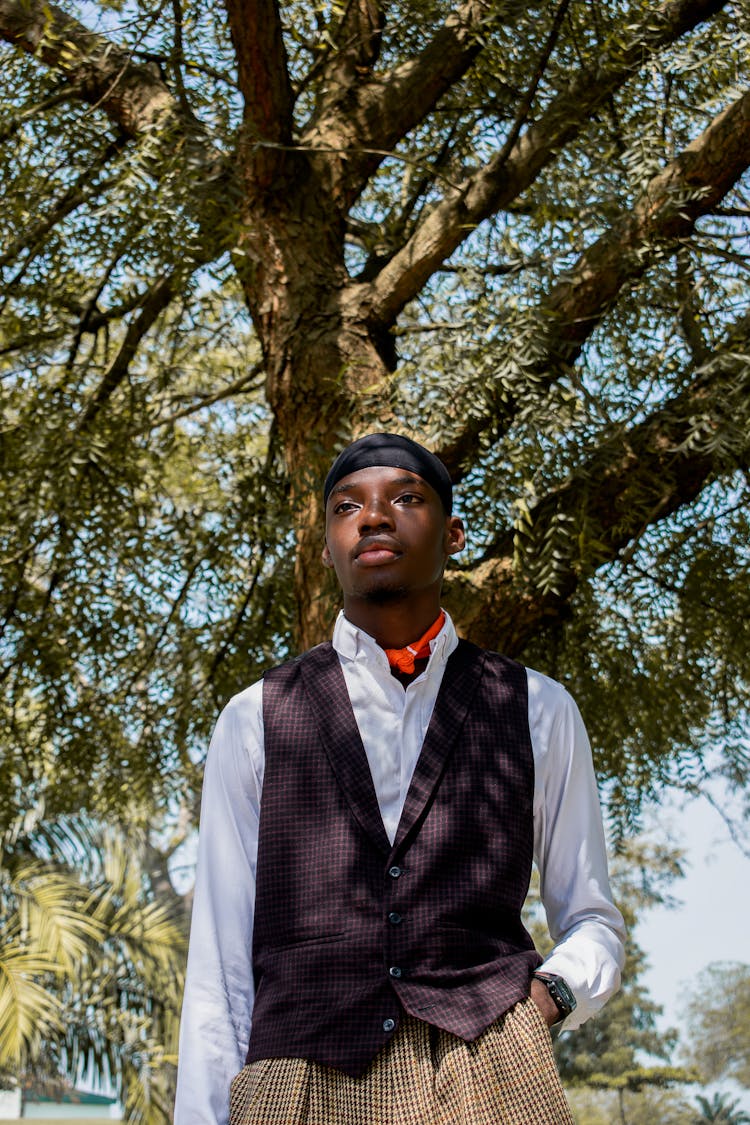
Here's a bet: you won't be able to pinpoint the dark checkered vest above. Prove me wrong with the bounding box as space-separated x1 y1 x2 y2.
245 638 542 1076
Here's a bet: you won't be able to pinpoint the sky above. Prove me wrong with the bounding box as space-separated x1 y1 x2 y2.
635 783 750 1110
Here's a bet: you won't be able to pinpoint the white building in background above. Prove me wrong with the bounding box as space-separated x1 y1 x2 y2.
22 1089 120 1119
0 1085 120 1120
0 1089 21 1119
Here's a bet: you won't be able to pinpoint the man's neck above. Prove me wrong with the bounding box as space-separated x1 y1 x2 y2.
341 595 443 651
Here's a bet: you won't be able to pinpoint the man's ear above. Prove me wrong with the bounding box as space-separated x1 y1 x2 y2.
445 516 466 557
321 542 333 568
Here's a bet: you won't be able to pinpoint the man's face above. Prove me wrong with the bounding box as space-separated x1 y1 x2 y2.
322 465 465 604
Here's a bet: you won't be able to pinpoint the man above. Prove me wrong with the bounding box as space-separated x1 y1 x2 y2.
175 433 625 1125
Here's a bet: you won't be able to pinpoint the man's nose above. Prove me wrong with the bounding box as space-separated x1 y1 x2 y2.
358 495 394 531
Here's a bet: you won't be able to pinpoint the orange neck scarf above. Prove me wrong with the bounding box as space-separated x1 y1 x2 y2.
384 611 445 675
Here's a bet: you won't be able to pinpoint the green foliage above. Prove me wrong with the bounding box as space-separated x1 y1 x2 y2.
530 839 750 1124
567 1084 696 1124
522 492 750 825
0 0 748 828
0 265 293 827
683 963 750 1089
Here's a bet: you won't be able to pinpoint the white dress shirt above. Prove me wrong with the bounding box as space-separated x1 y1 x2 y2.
174 612 625 1125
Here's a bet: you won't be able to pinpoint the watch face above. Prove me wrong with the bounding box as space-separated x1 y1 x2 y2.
550 977 576 1013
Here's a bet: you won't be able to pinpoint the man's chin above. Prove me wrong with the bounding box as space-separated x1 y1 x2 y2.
360 584 410 606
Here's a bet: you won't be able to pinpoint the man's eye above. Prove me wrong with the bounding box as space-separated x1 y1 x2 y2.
396 493 422 504
334 501 358 513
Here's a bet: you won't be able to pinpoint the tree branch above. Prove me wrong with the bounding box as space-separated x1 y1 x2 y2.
64 241 136 374
77 274 177 430
436 85 750 478
491 0 571 171
445 313 750 654
536 95 750 353
303 0 502 202
224 0 294 190
356 119 464 282
675 247 710 365
0 0 231 239
122 554 209 698
140 360 265 433
356 0 729 326
318 0 385 94
0 0 178 138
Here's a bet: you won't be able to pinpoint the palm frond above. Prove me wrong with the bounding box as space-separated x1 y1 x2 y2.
0 945 62 1066
12 863 106 970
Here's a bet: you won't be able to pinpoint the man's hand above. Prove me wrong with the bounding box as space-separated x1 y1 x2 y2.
529 976 560 1027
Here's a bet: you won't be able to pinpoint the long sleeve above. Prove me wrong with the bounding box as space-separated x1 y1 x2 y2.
174 683 265 1125
527 667 626 1028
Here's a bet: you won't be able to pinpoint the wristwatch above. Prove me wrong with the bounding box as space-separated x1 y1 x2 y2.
532 972 577 1024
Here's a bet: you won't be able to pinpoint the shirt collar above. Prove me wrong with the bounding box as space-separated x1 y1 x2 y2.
332 609 458 675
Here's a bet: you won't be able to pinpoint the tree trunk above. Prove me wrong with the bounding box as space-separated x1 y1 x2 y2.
234 152 394 649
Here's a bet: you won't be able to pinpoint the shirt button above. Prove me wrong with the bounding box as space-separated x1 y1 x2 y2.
388 912 403 925
383 1018 396 1033
389 966 402 978
388 866 403 878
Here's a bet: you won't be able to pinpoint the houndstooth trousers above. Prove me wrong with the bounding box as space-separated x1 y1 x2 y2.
229 998 574 1125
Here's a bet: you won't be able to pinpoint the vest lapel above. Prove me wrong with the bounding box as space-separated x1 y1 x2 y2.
300 644 392 856
393 640 485 853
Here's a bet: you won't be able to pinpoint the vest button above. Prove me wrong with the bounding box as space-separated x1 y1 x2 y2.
388 912 403 925
383 1018 396 1033
388 866 403 878
389 966 402 978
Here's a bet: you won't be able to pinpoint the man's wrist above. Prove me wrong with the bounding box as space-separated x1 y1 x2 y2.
529 977 560 1027
532 972 577 1025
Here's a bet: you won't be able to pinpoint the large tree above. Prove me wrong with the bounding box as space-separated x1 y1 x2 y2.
1 0 748 819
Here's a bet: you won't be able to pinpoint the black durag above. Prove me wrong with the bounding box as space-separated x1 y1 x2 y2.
323 433 453 513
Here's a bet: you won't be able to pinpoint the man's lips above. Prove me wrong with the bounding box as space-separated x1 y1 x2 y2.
354 538 401 565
